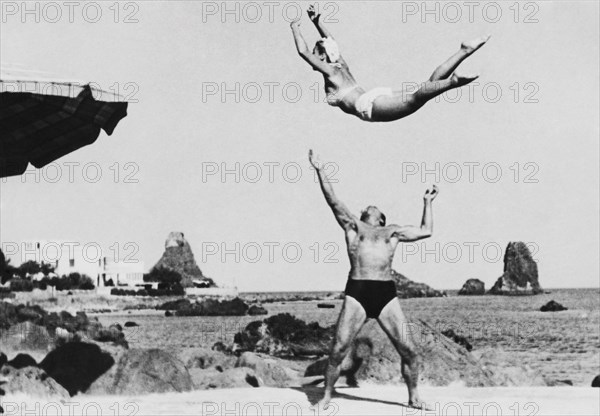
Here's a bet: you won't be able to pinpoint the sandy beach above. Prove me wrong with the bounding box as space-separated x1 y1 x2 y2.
4 386 599 416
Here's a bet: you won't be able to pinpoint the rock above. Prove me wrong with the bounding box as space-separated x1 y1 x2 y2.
317 303 335 309
191 367 261 389
165 310 173 317
248 305 268 315
458 279 485 296
592 375 600 387
87 348 193 395
158 297 249 317
0 365 69 399
211 342 228 353
236 352 297 387
0 322 54 356
6 354 37 369
540 300 568 312
547 379 573 386
151 232 215 288
0 352 7 368
39 342 116 396
124 321 138 327
177 347 236 370
441 329 473 351
488 242 542 295
233 313 333 357
391 270 445 298
305 318 543 387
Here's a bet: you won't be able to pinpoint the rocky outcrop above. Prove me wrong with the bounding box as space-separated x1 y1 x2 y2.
391 270 445 298
39 342 116 396
157 297 249 316
0 365 69 399
592 375 600 387
458 279 485 296
87 348 193 395
488 242 542 295
248 305 268 315
304 318 544 387
151 232 215 288
540 300 567 312
233 313 333 357
0 301 127 347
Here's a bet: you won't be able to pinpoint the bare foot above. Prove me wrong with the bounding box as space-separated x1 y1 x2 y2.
461 34 491 53
311 396 333 412
408 399 434 411
451 72 479 87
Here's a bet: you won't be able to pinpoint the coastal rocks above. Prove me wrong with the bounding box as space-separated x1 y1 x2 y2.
191 367 261 389
0 365 69 399
157 297 249 316
87 349 193 395
236 352 297 387
124 321 138 327
540 300 568 312
458 279 485 296
233 313 333 357
151 232 215 288
391 270 446 298
6 353 37 369
441 329 473 351
248 305 268 315
488 242 542 295
305 318 543 387
591 375 600 387
177 347 236 371
39 342 116 396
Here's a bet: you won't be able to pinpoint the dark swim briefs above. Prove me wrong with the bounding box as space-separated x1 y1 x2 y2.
344 279 397 319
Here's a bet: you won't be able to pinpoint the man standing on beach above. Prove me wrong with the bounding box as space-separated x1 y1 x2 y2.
309 150 438 410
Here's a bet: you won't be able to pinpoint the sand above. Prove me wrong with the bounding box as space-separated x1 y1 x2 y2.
3 386 599 415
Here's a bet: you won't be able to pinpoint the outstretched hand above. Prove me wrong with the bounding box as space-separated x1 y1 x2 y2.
290 18 301 29
307 4 319 21
308 149 322 169
424 185 439 201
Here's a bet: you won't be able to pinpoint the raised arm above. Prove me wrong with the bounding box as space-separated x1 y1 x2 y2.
392 185 439 242
290 20 333 75
308 5 334 39
309 150 357 232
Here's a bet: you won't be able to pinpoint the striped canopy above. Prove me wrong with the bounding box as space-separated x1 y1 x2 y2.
0 68 128 178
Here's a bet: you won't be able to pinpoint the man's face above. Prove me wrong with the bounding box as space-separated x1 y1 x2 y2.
361 206 386 226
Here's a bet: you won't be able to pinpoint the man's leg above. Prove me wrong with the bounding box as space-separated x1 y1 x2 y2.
317 295 367 409
377 298 429 410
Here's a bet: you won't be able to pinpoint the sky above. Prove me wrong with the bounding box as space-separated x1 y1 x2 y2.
1 1 599 291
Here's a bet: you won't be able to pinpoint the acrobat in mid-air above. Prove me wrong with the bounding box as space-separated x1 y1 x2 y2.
291 5 490 122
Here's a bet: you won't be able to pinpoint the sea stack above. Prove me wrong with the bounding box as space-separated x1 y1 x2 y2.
488 242 542 295
458 278 485 296
151 232 215 288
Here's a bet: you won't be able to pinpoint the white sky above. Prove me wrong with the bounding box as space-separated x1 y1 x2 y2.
1 1 599 291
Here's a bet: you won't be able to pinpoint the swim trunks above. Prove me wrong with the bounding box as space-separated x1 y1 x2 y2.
326 85 360 106
344 278 397 319
354 87 394 121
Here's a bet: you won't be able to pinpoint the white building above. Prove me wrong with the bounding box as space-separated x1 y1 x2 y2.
101 258 145 287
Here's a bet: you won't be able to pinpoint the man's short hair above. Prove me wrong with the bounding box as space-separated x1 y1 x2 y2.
360 206 386 226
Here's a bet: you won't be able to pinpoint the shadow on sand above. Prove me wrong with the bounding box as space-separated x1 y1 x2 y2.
291 385 411 409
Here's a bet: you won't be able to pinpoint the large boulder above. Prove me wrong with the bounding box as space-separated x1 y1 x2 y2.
304 319 543 387
87 348 193 395
391 270 445 298
0 365 69 399
458 279 485 296
39 342 116 396
236 352 297 387
592 375 600 387
488 242 542 295
151 232 214 288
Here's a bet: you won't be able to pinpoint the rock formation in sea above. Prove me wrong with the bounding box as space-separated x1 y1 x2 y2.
488 242 542 295
458 278 486 296
391 270 446 298
151 232 215 288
